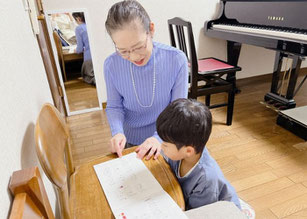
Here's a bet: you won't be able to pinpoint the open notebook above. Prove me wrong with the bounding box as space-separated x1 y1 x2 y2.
94 152 187 219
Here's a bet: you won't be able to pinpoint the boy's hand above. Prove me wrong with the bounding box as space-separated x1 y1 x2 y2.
135 137 161 160
110 133 126 157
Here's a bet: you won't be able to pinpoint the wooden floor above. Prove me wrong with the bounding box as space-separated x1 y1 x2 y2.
67 74 307 218
65 78 99 112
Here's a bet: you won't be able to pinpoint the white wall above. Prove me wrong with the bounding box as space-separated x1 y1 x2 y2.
44 0 303 103
0 0 57 218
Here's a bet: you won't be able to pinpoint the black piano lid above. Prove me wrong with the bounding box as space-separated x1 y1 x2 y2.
222 0 307 2
205 0 307 55
220 1 307 30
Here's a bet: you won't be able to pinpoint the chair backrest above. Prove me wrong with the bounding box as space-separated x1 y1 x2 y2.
168 17 199 87
53 31 69 82
35 103 74 219
52 31 64 63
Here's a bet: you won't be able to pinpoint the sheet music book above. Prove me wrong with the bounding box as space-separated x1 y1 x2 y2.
94 152 188 219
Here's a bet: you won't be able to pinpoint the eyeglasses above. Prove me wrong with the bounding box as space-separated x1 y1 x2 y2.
115 34 149 58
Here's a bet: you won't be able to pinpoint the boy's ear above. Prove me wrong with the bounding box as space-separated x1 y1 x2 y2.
149 22 155 37
185 146 196 157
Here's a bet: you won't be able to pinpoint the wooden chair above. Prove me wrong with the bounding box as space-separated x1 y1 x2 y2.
35 103 74 219
9 166 55 219
168 17 241 125
53 31 68 82
34 103 184 218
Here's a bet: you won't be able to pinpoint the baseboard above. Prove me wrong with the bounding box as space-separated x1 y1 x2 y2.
237 67 307 84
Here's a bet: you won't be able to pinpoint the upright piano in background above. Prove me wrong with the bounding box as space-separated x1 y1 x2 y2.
204 0 307 140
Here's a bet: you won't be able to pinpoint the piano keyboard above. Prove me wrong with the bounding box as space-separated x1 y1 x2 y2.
212 24 307 43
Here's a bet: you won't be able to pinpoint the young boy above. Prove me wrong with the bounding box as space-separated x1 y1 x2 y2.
156 98 241 210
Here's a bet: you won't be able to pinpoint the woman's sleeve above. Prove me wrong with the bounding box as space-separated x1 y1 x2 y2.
171 52 189 101
104 59 125 136
69 19 78 31
75 27 84 54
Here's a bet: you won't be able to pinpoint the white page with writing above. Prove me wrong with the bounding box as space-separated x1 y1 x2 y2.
94 152 187 219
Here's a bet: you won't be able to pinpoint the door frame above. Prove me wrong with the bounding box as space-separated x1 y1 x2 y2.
34 0 67 116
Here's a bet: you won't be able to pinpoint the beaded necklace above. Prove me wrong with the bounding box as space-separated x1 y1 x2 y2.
129 51 156 108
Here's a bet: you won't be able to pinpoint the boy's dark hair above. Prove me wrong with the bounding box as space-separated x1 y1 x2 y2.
105 0 151 35
72 12 85 23
157 98 212 154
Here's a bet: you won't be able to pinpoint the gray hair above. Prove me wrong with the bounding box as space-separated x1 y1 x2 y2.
105 0 151 35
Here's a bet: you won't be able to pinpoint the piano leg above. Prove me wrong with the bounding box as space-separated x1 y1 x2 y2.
286 55 302 99
227 41 241 93
264 52 302 109
270 51 284 94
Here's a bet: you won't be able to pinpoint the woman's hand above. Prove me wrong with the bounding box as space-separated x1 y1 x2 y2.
110 133 126 157
135 137 161 160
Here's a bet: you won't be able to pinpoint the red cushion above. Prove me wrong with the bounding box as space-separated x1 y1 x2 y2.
198 58 234 72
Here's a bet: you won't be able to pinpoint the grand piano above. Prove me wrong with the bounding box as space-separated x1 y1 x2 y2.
205 0 307 110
